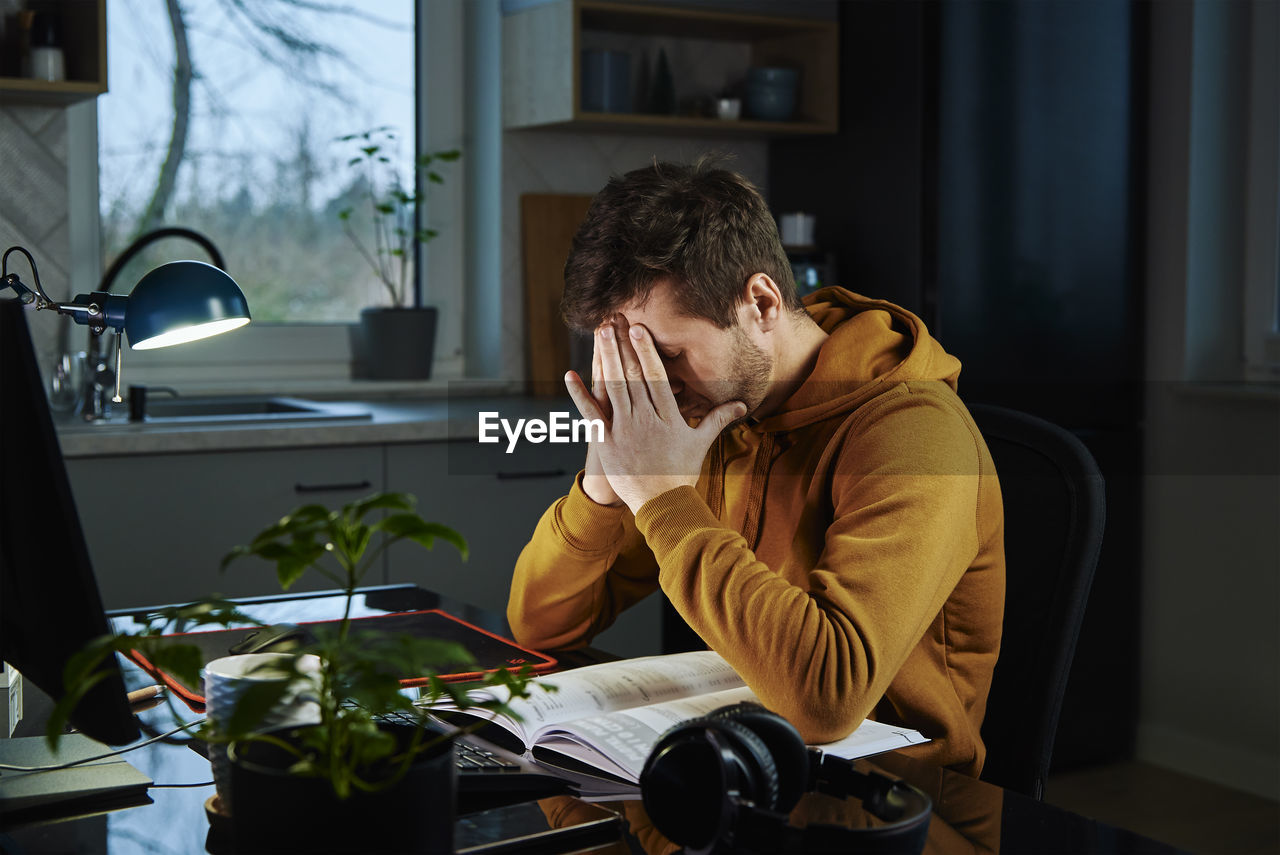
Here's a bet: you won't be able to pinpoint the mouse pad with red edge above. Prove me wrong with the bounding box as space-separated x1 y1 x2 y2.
124 609 557 711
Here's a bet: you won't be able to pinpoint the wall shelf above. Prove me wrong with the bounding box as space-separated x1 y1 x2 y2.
0 0 107 106
503 0 838 136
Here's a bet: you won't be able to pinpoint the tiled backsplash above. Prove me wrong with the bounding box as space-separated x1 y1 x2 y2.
0 104 71 381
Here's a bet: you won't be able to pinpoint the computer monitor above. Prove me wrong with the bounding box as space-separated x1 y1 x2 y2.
0 298 140 746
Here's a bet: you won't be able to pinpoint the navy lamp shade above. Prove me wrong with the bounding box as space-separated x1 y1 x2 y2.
3 249 250 346
123 260 250 349
3 247 252 414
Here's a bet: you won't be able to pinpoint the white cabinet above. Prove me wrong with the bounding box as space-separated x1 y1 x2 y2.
383 441 580 613
66 446 384 610
67 435 662 656
385 440 662 657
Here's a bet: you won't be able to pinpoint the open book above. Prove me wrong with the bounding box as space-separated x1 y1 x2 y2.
427 650 929 798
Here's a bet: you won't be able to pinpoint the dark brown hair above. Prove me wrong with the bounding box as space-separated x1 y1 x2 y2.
561 158 801 332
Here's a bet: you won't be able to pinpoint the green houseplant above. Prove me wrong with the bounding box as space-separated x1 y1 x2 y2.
338 127 460 381
51 491 539 854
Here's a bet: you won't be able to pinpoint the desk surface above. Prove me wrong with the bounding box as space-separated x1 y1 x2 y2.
3 586 1184 854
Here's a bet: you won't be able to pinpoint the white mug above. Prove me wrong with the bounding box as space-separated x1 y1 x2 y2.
203 653 322 804
779 212 816 248
28 47 65 82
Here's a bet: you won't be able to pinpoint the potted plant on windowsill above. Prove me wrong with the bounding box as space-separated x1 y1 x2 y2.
338 127 460 381
49 492 538 854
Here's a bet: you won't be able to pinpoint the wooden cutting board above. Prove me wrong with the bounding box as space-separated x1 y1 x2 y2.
521 193 595 397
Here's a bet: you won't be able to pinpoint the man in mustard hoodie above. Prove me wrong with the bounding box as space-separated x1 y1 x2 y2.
507 160 1005 776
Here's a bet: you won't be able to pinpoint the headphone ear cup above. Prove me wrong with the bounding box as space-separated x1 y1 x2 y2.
640 714 781 849
710 703 811 812
709 717 781 809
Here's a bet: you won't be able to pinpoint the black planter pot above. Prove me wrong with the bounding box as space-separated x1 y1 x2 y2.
224 724 455 854
350 307 438 380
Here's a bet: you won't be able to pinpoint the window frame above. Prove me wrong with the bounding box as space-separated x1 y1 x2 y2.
76 1 470 393
1243 0 1280 380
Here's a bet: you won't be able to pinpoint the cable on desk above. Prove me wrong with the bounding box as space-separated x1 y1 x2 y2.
150 780 215 789
0 719 207 772
137 712 206 746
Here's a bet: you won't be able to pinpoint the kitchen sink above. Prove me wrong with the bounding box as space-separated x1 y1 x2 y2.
139 396 372 424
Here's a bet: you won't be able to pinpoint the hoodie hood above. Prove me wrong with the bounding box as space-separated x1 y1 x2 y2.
756 287 962 433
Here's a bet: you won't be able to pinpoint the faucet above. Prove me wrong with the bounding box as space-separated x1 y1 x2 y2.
79 227 226 421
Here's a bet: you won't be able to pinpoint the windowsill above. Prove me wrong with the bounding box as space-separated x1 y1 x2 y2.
1173 381 1280 405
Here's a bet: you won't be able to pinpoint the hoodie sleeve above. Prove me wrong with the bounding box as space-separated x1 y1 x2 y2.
507 470 661 650
635 391 988 744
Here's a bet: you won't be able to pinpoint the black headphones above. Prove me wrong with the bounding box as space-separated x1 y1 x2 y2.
639 702 933 854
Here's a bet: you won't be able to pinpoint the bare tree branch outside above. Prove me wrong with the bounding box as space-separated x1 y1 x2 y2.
99 0 415 322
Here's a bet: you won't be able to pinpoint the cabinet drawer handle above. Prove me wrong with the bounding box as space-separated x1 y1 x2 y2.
495 469 567 481
294 480 373 494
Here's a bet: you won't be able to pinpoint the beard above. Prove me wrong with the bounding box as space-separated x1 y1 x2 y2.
676 327 772 421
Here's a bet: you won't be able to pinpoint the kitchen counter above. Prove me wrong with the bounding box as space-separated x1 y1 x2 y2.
55 390 579 458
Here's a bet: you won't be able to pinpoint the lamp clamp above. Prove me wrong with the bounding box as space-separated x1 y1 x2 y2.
1 249 124 337
62 292 128 336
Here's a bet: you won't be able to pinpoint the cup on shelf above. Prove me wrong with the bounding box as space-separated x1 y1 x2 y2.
714 97 742 120
779 212 817 248
25 10 65 82
744 66 799 121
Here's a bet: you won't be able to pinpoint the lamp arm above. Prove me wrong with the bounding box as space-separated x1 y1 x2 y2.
1 248 125 333
2 246 57 309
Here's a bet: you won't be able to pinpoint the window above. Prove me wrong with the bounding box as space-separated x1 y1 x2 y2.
90 0 484 389
99 0 416 322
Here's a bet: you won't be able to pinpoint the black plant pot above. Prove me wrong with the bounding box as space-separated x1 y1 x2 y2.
225 724 455 854
350 307 438 380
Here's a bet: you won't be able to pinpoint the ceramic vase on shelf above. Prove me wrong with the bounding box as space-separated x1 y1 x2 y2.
648 47 676 115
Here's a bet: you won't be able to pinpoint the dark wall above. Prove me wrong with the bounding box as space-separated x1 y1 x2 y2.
769 0 1146 772
771 0 936 320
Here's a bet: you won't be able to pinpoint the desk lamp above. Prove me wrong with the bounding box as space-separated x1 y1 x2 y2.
1 245 251 406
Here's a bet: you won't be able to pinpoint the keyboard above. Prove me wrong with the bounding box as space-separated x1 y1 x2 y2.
453 734 572 813
455 738 523 773
378 708 571 811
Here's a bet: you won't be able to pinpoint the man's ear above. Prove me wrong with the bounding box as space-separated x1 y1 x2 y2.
740 274 783 331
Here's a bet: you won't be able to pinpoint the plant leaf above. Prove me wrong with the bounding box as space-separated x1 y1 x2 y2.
223 680 297 740
349 492 415 521
374 515 468 560
242 505 331 549
271 541 328 589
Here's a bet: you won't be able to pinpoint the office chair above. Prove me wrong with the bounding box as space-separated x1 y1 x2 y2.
968 403 1106 801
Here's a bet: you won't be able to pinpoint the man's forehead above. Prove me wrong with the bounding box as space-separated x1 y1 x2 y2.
617 305 689 350
617 279 692 330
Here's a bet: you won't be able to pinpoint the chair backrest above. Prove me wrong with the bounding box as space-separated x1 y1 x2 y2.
969 403 1106 801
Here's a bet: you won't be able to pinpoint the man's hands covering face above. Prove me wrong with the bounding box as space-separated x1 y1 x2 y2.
565 317 747 515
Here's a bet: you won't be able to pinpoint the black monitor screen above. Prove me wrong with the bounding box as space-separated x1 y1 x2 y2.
0 298 140 745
